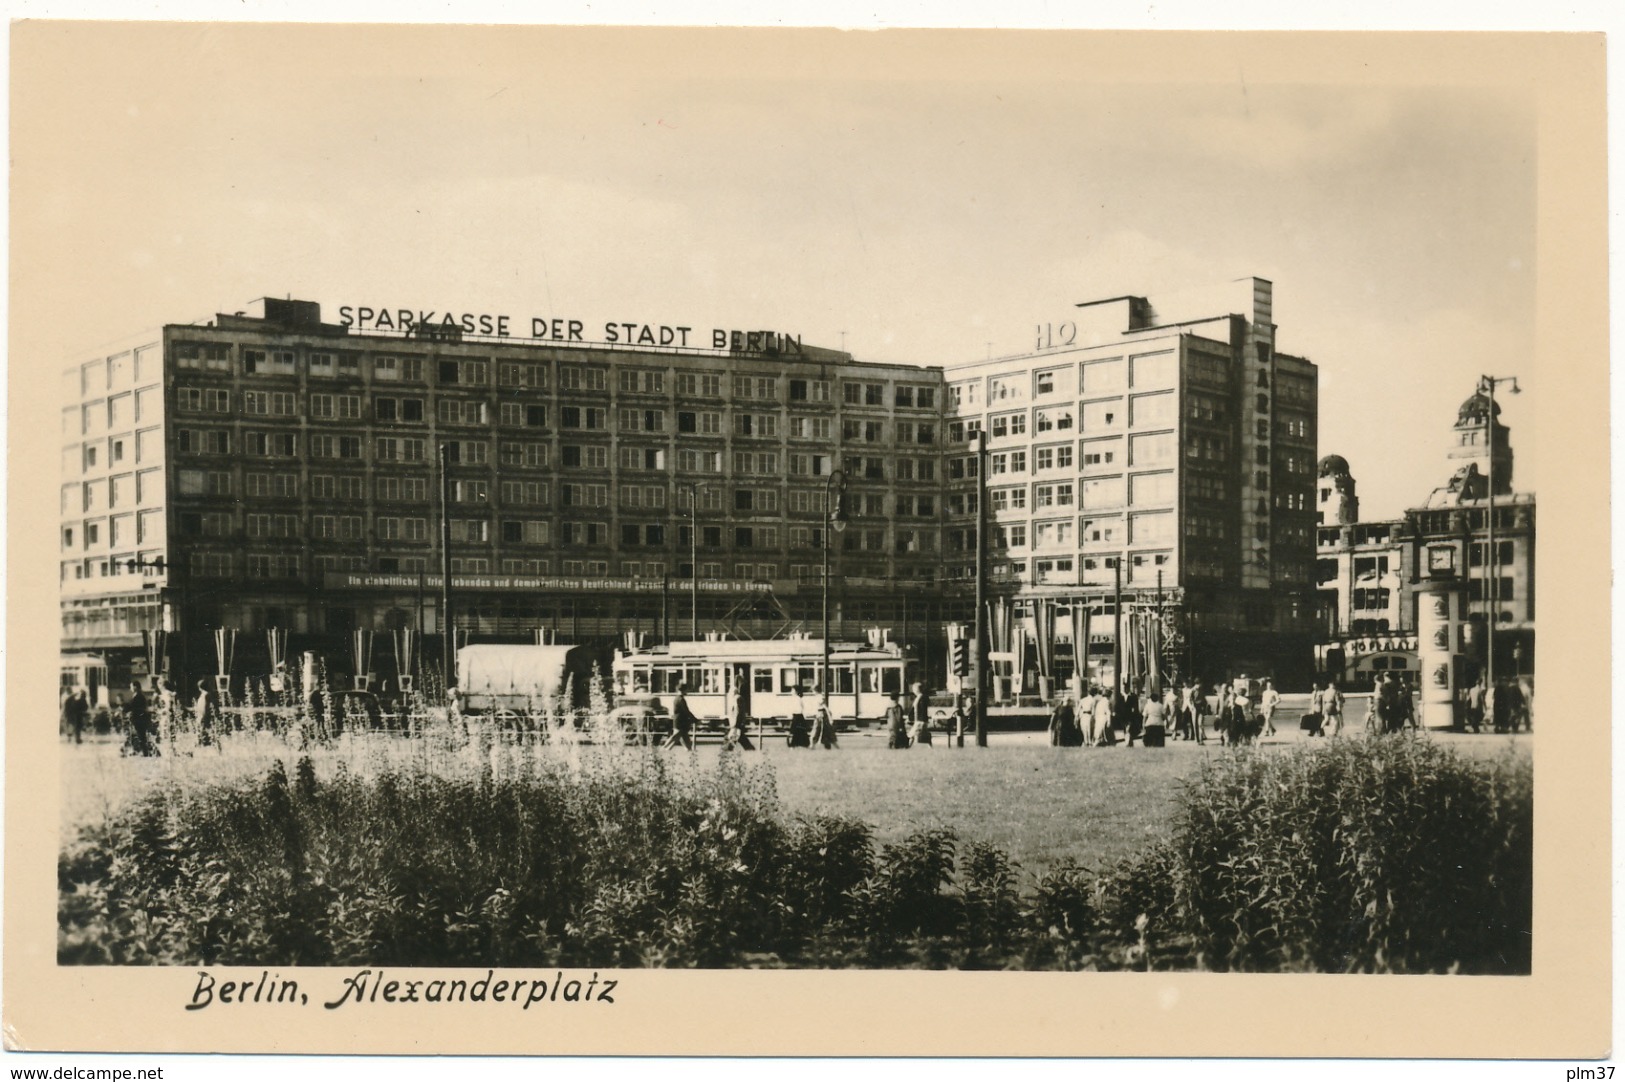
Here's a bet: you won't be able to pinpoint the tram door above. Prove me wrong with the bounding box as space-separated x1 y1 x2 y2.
732 663 752 720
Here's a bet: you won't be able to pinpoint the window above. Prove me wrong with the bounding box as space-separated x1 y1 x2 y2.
789 378 830 402
502 520 551 545
1034 520 1072 550
560 365 608 392
1080 477 1126 509
246 432 297 457
1034 482 1074 509
617 368 665 394
733 376 779 400
998 524 1028 549
1082 401 1120 430
1079 516 1122 545
991 412 1027 439
1035 444 1073 471
1035 406 1073 433
444 440 490 465
788 416 833 439
501 480 550 506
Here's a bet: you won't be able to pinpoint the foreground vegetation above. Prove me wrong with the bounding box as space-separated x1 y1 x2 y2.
59 718 1531 972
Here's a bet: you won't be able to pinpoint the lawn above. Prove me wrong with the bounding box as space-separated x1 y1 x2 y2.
60 713 1530 893
762 735 1205 882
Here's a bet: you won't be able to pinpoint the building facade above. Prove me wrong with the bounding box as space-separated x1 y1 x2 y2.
1314 392 1536 690
59 298 958 689
941 277 1321 688
61 279 1332 697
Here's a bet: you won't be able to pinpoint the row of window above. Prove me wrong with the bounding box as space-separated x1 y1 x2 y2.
949 352 1177 410
949 392 1177 442
173 343 932 407
171 550 914 582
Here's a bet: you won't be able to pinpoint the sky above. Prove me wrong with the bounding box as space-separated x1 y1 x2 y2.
13 23 1544 520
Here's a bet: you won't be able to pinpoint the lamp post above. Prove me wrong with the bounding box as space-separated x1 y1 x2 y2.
1477 374 1519 690
821 469 848 702
439 442 454 689
683 481 705 640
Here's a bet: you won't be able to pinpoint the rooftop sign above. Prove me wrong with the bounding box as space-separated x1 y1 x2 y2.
334 306 802 354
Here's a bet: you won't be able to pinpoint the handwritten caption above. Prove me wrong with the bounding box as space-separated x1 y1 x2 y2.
185 968 617 1010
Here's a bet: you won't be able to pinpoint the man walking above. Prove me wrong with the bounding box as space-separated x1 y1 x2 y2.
664 684 697 750
62 688 89 744
1259 679 1281 738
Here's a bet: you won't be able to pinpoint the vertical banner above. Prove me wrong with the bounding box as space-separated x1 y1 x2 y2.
1034 601 1055 701
141 629 168 688
266 628 287 692
352 629 375 691
394 629 418 693
213 627 236 698
1071 604 1091 695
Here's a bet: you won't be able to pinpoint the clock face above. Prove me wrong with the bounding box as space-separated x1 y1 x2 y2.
1428 546 1456 573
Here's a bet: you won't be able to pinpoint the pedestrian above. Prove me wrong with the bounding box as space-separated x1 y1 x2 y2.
1091 686 1116 746
1186 679 1208 744
724 688 755 751
122 681 157 757
1142 688 1167 745
1214 682 1234 745
1464 679 1486 734
1321 680 1345 738
193 678 220 747
62 688 89 744
664 684 697 750
885 692 909 749
786 691 813 748
1118 687 1143 747
1230 686 1253 745
1259 679 1281 738
810 694 838 749
1503 679 1528 734
910 681 934 747
1048 695 1080 747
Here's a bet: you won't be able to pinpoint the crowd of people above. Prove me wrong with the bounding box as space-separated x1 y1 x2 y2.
63 666 1536 755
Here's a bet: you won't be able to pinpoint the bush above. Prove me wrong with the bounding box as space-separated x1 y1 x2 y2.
58 729 1532 972
1171 736 1531 973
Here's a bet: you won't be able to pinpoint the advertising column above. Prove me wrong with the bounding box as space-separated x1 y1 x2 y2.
1415 578 1462 729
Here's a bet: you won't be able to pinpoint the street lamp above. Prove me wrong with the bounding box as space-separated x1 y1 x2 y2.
683 481 705 640
821 469 848 703
1477 374 1519 691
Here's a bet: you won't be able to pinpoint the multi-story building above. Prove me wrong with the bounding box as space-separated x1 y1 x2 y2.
1314 390 1536 689
59 298 956 689
941 277 1320 688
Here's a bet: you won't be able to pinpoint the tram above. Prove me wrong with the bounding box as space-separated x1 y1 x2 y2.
611 632 911 730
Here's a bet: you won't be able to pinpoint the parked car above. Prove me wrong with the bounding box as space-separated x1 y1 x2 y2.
608 695 672 744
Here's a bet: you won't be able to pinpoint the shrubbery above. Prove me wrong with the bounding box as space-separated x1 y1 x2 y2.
59 734 1530 971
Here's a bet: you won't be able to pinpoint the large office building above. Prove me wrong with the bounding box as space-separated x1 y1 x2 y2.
59 298 955 687
61 279 1326 695
940 277 1321 687
1314 390 1536 689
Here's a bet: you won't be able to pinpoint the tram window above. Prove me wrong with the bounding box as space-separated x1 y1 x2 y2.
754 668 773 693
836 668 855 695
796 665 817 693
779 667 798 693
632 668 650 693
882 667 902 695
698 667 722 694
861 668 881 693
